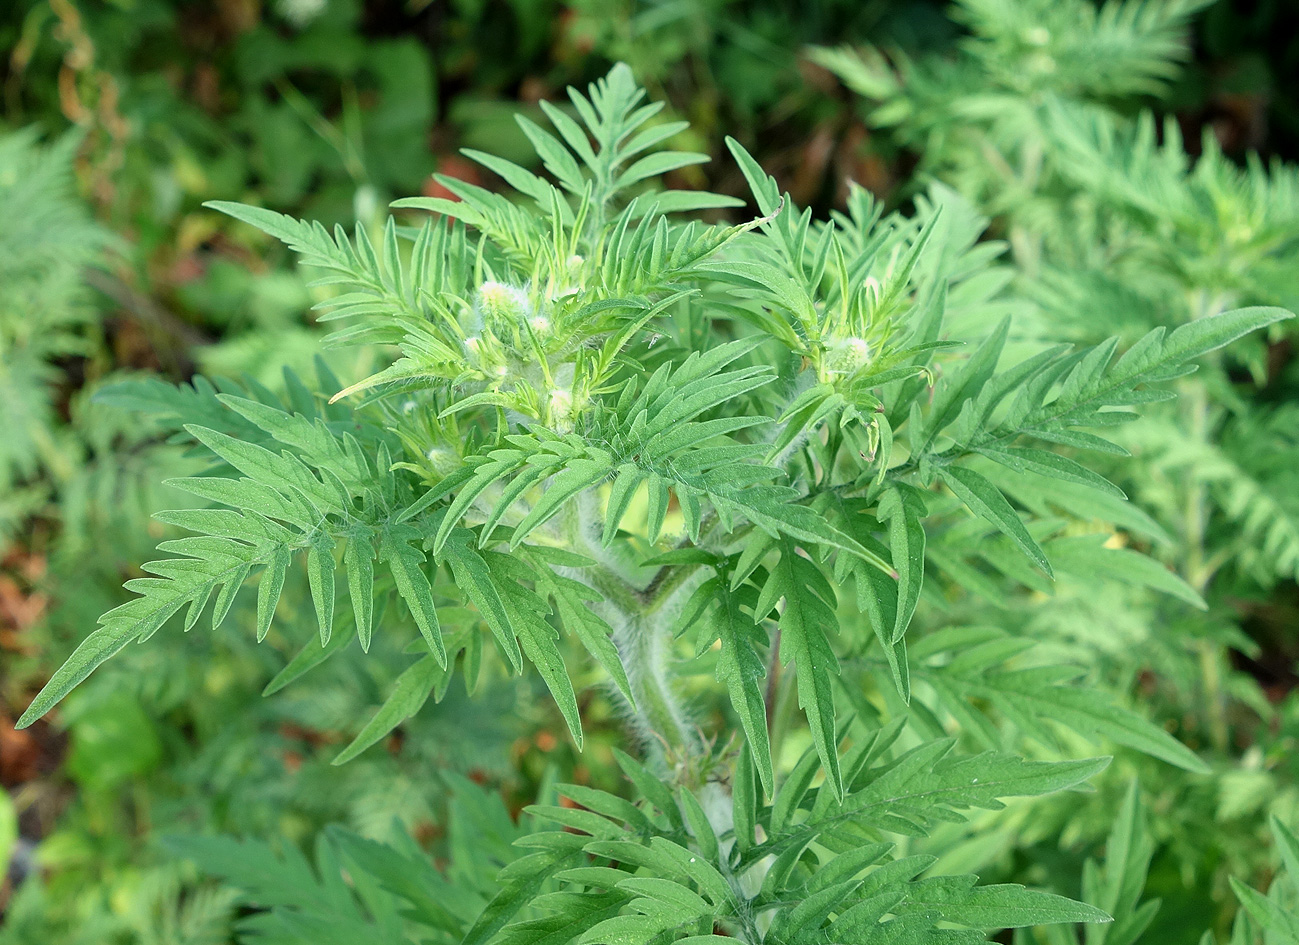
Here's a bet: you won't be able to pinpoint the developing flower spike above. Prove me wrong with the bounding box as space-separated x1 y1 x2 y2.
423 446 459 476
547 388 576 432
821 336 873 378
476 280 531 331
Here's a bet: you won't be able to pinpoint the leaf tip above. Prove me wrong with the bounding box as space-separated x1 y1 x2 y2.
13 706 39 730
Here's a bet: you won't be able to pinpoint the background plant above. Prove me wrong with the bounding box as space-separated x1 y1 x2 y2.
816 0 1299 933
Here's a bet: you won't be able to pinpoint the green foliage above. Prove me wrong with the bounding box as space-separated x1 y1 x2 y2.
811 0 1214 206
1227 817 1299 945
1015 781 1162 945
820 0 1299 935
0 129 109 538
12 57 1295 944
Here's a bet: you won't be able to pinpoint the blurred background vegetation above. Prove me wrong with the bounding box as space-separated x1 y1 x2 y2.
0 0 1296 941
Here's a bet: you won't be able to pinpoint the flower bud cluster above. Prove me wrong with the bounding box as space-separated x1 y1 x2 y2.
423 445 460 476
477 281 531 332
822 336 873 378
460 280 592 433
462 281 542 376
548 388 575 431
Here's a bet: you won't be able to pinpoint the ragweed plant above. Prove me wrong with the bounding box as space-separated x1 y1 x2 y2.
17 64 1292 943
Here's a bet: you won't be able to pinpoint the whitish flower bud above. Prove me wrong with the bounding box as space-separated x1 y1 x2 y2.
477 281 530 326
549 255 586 302
824 336 873 375
548 388 575 431
425 446 459 476
528 315 551 336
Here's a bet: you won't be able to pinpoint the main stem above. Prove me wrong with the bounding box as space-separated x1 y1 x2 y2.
565 496 702 771
613 610 698 768
1185 289 1230 753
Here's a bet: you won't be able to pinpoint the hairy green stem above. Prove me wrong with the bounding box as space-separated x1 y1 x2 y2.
566 494 703 768
612 609 698 766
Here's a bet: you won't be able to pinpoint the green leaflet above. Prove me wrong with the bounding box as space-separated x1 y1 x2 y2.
167 832 409 942
856 545 911 702
1047 534 1205 609
980 307 1294 448
1080 782 1161 945
306 533 337 646
381 530 445 667
758 542 843 800
904 626 1209 773
923 317 1009 453
612 748 682 830
325 828 470 933
877 483 927 644
697 259 818 339
510 456 613 547
18 528 268 728
733 741 758 852
17 616 152 729
462 849 577 945
1229 817 1299 943
332 656 441 765
709 581 774 795
487 552 584 746
741 737 1109 867
443 531 521 672
263 625 354 696
1230 881 1299 943
185 424 344 517
978 445 1127 499
1141 306 1294 376
256 544 291 643
939 464 1053 577
344 533 376 651
903 878 1111 928
529 553 634 704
